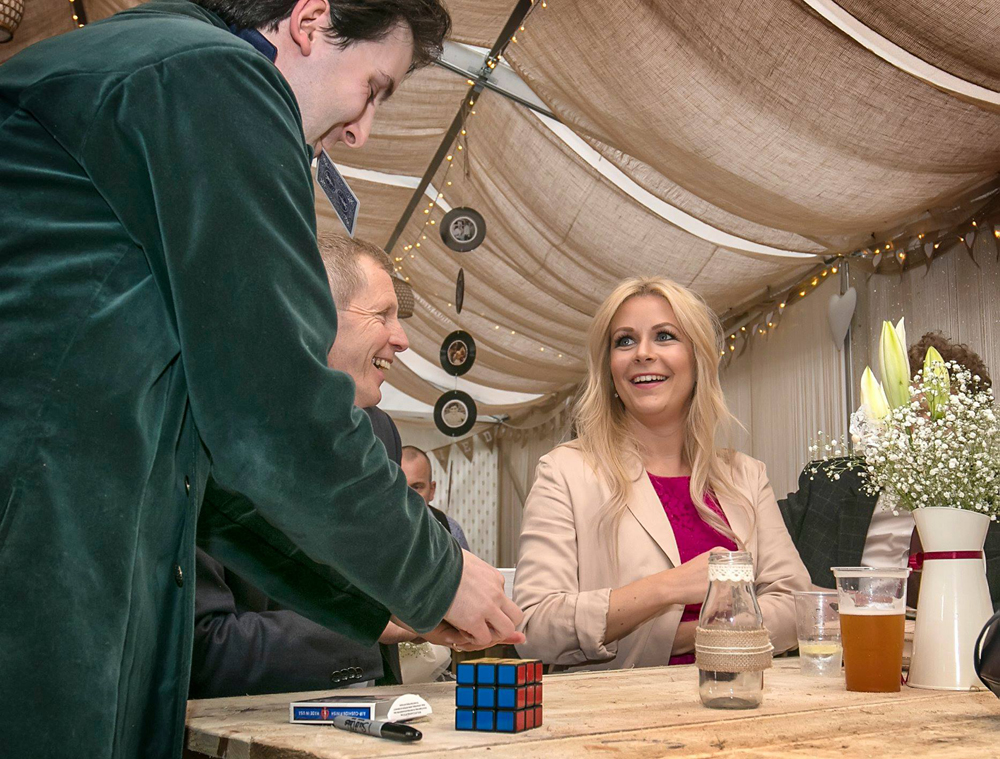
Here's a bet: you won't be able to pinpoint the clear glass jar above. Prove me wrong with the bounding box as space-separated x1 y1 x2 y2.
696 551 769 709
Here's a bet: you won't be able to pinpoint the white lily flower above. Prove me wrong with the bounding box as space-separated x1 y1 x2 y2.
860 366 890 420
879 319 911 408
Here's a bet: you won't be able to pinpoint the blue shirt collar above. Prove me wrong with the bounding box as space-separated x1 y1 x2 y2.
228 25 277 63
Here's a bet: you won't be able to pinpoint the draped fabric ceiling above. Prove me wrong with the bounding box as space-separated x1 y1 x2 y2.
7 0 1000 419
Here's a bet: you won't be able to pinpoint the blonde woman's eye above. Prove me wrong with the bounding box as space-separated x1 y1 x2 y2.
656 331 676 342
614 335 634 348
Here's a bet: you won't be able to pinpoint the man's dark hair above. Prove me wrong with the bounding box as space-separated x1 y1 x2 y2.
197 0 451 69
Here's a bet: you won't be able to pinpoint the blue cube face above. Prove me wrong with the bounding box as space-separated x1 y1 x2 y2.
456 663 476 685
476 663 496 685
455 709 475 730
455 686 475 708
475 710 495 731
495 711 515 732
476 688 496 708
496 664 513 685
497 687 516 709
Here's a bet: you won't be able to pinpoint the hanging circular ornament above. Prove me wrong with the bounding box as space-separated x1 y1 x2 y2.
441 207 487 252
455 268 465 314
439 330 476 376
434 390 477 437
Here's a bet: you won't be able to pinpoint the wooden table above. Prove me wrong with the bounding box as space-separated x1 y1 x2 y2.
185 659 1000 758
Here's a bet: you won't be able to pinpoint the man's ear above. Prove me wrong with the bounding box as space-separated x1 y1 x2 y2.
428 481 437 503
287 0 331 57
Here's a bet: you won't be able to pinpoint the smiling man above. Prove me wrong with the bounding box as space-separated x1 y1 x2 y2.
191 236 421 697
0 2 523 757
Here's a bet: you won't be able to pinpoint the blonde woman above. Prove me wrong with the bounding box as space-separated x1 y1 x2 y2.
513 277 810 670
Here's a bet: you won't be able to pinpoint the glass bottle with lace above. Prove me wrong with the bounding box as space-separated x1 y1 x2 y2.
696 551 772 708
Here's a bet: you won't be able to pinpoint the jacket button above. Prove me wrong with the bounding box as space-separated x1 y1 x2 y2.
174 564 184 587
184 476 191 496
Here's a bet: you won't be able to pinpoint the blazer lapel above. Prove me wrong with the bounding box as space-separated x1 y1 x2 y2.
626 472 682 568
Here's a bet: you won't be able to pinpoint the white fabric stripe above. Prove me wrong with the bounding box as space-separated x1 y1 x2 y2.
530 111 818 261
803 0 1000 107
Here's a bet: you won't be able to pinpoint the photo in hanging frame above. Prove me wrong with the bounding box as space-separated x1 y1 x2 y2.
439 330 476 377
440 207 486 252
433 390 477 437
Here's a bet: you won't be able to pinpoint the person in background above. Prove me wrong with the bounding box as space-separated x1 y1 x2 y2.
402 445 472 552
192 236 418 697
779 332 1000 606
514 277 810 670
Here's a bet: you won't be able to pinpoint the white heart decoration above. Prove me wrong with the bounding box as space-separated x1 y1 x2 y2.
827 287 857 350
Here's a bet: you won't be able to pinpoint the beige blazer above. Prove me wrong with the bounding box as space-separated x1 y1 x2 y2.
513 442 811 670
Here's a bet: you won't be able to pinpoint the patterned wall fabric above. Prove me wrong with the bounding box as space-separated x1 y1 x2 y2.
427 437 499 565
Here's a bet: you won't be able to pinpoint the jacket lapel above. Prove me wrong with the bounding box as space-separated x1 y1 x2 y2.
626 472 682 568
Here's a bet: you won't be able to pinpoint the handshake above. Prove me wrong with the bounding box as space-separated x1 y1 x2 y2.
387 549 525 651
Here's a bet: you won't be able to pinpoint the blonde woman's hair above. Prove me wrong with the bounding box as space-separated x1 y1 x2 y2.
575 277 748 545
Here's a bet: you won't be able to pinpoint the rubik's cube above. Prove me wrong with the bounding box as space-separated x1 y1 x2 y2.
454 658 544 733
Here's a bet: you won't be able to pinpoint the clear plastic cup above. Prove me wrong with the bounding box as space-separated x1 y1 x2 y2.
793 591 842 677
831 567 910 692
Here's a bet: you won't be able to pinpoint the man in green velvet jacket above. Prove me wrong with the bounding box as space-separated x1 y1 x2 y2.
0 1 522 757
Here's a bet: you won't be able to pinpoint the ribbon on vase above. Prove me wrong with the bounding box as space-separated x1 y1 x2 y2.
907 550 984 572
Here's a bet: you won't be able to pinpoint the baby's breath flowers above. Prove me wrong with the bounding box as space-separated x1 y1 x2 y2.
808 361 1000 519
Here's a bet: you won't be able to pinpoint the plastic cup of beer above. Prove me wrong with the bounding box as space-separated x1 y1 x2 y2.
831 567 910 693
793 591 842 677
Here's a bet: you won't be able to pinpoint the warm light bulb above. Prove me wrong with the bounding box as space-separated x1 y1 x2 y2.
821 270 827 277
429 220 435 225
799 290 806 297
779 302 786 309
741 326 747 332
540 347 545 352
415 243 421 248
831 266 838 274
447 181 453 186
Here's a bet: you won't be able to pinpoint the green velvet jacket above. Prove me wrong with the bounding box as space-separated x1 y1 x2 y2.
0 3 461 757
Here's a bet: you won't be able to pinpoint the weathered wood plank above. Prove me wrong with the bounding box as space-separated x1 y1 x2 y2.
185 660 998 758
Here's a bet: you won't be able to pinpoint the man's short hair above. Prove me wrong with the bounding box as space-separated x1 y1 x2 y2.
401 445 432 474
318 235 394 309
195 0 451 70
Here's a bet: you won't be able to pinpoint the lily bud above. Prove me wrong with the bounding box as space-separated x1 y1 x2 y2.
860 366 890 419
879 319 910 408
923 345 950 419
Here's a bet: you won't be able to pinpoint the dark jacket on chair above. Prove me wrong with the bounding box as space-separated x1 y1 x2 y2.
778 458 1000 608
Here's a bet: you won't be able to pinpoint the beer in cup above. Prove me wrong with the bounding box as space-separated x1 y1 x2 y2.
831 567 910 693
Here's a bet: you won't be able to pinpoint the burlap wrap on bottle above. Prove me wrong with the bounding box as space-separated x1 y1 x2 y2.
695 627 773 673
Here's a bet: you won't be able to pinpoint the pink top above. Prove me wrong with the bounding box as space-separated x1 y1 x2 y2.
647 473 738 665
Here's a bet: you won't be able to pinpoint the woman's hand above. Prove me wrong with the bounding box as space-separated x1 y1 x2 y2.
659 548 720 607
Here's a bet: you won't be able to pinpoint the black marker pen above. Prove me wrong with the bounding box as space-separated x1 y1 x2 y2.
331 714 422 742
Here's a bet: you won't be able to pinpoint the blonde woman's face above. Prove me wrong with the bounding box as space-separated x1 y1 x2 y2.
608 295 696 425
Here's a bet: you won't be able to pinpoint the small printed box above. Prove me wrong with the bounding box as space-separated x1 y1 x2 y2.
455 686 475 708
475 709 495 731
455 708 475 731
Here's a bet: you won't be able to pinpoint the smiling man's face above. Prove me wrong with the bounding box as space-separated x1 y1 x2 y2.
327 255 408 408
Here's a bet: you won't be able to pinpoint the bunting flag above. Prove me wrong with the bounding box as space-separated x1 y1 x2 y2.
458 437 475 462
432 445 452 471
481 428 495 451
